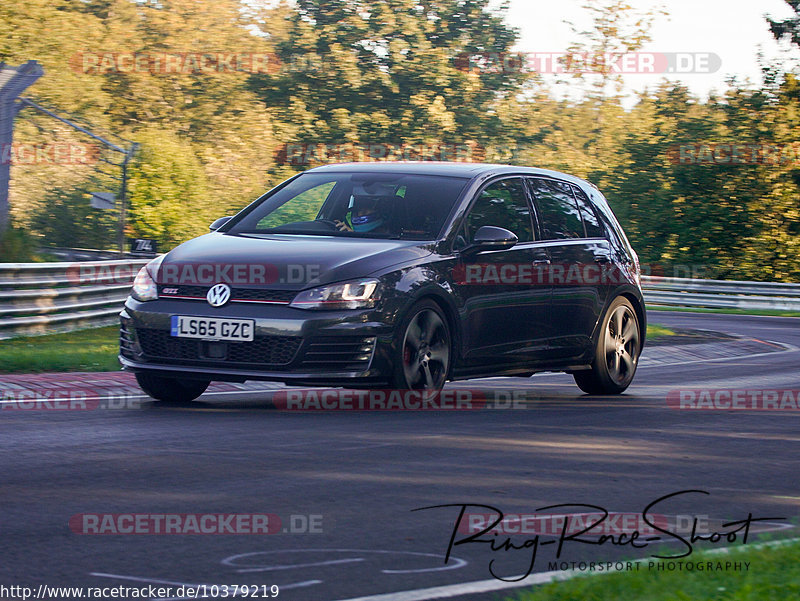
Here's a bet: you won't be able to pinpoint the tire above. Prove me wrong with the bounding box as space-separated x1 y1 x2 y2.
390 299 451 391
574 296 641 395
135 371 210 404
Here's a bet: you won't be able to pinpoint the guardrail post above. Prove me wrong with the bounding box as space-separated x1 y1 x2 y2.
0 61 44 237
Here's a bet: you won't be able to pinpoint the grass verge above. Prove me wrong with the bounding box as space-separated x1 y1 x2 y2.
508 539 800 601
647 305 800 318
646 323 675 338
0 326 120 373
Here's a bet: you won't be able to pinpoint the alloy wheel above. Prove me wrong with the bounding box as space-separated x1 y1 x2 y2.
400 308 450 390
603 304 640 384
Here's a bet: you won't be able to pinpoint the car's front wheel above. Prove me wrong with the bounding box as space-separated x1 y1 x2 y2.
135 372 210 404
574 296 641 395
391 300 451 391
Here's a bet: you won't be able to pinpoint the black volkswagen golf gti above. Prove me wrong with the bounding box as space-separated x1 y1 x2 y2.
120 162 645 402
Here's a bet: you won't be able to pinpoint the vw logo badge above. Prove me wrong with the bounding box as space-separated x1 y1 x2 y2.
206 283 231 307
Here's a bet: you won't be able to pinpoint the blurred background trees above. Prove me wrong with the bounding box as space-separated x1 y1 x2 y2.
0 0 798 281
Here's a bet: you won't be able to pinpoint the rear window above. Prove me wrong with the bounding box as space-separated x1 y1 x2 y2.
528 178 584 240
571 185 605 238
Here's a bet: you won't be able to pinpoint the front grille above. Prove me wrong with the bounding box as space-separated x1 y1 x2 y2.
231 288 296 303
300 336 376 370
136 328 301 367
158 285 295 304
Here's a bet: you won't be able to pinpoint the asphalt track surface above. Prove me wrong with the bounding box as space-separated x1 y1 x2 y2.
1 311 799 601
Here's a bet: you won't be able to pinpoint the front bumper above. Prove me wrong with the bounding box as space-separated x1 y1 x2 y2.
119 297 396 385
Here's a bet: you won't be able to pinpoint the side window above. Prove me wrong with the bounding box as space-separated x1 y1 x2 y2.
571 185 604 238
465 178 533 242
256 181 336 229
528 178 584 239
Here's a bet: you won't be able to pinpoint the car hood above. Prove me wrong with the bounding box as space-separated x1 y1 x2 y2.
155 232 432 290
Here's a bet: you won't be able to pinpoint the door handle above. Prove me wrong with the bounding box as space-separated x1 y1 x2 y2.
532 259 551 265
594 254 612 264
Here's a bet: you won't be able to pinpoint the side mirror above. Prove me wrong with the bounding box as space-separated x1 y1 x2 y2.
209 216 233 231
464 226 518 253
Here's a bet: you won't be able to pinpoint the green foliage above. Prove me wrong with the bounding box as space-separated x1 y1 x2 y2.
0 0 799 282
28 186 118 250
127 128 214 250
1 0 277 251
250 0 525 153
0 224 37 262
601 81 800 282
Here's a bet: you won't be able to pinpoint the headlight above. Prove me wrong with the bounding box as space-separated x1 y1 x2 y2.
131 260 160 302
290 279 381 310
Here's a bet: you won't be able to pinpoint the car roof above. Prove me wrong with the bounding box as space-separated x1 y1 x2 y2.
306 161 595 189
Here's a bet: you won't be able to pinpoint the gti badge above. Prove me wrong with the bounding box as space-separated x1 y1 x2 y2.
206 283 231 307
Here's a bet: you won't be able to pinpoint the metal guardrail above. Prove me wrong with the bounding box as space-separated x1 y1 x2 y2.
39 247 143 261
0 259 147 339
39 247 158 262
642 275 800 312
0 263 796 340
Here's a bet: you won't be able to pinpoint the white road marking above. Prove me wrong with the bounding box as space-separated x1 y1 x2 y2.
222 548 468 574
334 442 400 451
327 569 572 601
90 573 207 587
236 558 365 572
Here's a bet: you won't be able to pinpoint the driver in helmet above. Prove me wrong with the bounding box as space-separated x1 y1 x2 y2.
335 194 386 233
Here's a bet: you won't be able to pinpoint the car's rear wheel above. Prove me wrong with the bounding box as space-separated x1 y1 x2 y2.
574 296 641 395
391 300 451 391
135 372 210 404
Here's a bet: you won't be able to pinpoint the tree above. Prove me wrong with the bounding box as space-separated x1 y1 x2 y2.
127 128 213 250
563 1 667 100
1 0 281 249
768 0 800 47
249 0 525 164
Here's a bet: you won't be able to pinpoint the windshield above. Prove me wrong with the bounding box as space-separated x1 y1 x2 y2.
227 172 470 240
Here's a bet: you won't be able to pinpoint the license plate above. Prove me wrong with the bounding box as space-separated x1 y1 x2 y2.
170 316 255 341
